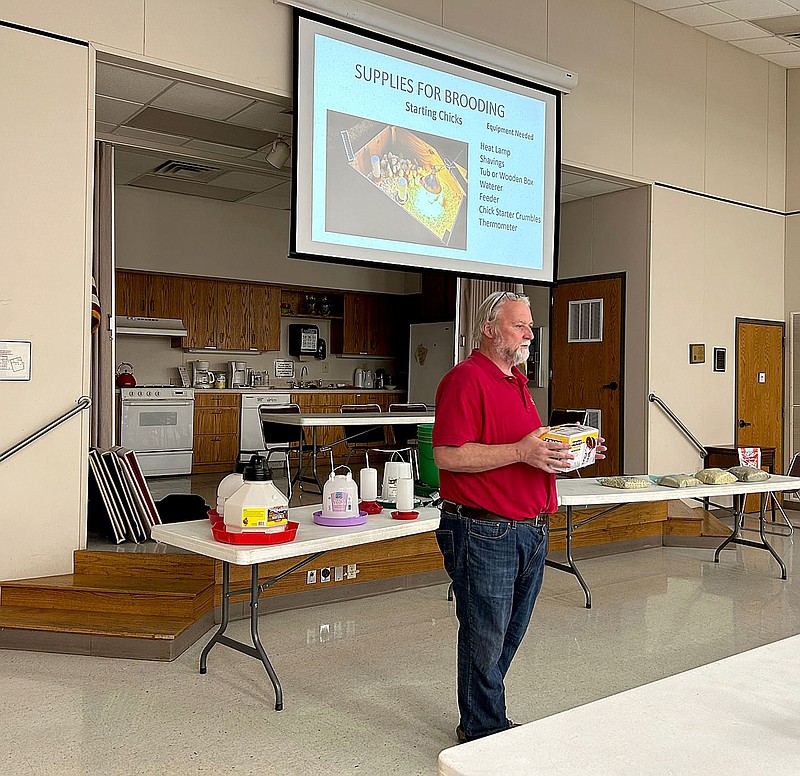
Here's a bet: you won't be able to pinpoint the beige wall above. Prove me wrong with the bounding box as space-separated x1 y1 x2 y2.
649 186 785 474
0 0 794 575
558 187 650 473
1 26 92 580
115 187 412 294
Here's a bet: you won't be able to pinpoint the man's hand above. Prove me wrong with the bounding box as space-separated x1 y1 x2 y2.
517 427 573 472
594 437 607 461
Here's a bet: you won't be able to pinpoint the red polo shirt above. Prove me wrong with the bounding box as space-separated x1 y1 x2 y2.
433 349 557 520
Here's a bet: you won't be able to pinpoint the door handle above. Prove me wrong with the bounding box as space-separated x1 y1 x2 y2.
738 419 752 428
601 381 619 390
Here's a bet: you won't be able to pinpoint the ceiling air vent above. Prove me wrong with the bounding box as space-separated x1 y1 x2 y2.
152 160 222 183
750 14 800 42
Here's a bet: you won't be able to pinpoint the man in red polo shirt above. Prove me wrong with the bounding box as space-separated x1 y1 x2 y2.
433 290 604 744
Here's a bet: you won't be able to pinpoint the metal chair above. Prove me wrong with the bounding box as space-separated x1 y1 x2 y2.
258 403 313 500
339 404 385 467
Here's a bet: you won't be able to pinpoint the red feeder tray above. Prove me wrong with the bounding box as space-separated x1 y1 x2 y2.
211 521 299 545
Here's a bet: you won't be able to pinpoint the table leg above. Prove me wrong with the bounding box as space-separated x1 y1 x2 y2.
197 552 326 709
713 494 787 579
545 506 592 609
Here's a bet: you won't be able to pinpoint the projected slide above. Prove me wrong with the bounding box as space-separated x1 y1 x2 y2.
294 15 559 283
326 112 468 249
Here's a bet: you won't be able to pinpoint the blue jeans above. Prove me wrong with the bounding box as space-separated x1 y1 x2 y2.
436 511 548 739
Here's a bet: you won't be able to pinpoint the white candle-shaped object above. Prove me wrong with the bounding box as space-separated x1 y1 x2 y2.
396 477 414 512
360 467 378 501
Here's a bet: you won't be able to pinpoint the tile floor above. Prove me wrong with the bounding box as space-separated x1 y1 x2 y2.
6 513 800 775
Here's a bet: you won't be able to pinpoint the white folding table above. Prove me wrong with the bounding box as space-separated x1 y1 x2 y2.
151 505 440 710
553 474 800 608
259 410 435 492
438 634 800 775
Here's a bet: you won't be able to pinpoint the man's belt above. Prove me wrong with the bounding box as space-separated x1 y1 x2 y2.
440 500 548 527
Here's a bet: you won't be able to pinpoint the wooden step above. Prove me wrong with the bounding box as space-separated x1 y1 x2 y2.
73 548 214 581
1 575 213 619
0 605 213 661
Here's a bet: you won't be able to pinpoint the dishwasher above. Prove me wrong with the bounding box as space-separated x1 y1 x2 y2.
239 392 293 464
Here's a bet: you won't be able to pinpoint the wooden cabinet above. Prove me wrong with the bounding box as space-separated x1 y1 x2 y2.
116 272 281 352
331 293 398 356
251 284 281 351
291 392 400 462
193 393 240 473
116 271 184 319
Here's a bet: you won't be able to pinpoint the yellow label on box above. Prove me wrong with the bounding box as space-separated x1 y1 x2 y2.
542 424 599 471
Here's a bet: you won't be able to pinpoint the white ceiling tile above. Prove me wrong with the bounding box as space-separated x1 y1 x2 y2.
211 170 287 192
95 121 117 134
96 95 143 125
183 139 256 158
631 0 700 10
662 4 737 25
561 179 631 198
696 19 773 37
771 0 800 8
151 82 253 121
732 35 799 52
560 192 582 203
227 102 294 134
710 0 797 18
762 48 800 63
113 126 191 145
96 64 172 103
238 182 291 209
115 149 170 174
561 172 592 186
115 168 143 185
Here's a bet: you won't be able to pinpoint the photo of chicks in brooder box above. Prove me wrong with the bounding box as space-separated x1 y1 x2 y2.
325 112 468 250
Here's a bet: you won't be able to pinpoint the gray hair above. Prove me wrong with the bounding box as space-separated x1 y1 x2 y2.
472 290 530 346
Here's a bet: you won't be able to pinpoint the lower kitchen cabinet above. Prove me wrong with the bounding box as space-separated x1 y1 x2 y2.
193 393 240 474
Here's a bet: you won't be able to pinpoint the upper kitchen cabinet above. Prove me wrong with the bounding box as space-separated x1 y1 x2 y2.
116 271 280 351
330 292 399 357
250 283 281 351
116 271 184 319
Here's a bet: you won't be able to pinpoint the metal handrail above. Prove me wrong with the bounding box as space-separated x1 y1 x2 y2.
0 396 92 464
648 393 707 457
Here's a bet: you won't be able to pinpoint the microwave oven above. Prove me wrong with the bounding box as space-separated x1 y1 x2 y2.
288 324 319 356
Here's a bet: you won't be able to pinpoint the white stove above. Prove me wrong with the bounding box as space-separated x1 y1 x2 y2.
119 387 195 476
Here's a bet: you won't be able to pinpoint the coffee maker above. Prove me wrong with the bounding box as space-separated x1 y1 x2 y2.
191 360 215 389
228 361 249 388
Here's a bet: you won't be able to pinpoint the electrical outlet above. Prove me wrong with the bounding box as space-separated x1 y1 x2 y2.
320 567 331 583
321 362 329 373
334 565 344 582
306 569 317 584
346 563 359 579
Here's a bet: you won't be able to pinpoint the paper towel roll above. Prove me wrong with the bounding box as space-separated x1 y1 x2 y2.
396 477 414 512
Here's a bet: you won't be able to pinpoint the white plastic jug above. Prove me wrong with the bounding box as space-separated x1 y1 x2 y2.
224 455 289 533
216 466 244 516
322 466 360 519
381 453 413 503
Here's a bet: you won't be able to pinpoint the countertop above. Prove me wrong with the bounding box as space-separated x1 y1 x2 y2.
197 387 407 394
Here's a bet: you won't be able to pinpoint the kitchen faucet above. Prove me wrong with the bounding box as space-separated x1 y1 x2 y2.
300 365 309 387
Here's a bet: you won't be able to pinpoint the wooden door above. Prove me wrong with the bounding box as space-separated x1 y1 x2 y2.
736 319 784 509
182 277 217 348
252 284 281 351
217 281 253 351
116 271 150 316
550 275 624 476
343 293 370 355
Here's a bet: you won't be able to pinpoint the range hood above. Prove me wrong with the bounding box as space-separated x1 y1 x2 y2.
115 316 188 337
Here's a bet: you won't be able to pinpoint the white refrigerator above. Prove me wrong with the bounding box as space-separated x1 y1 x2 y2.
408 322 456 406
